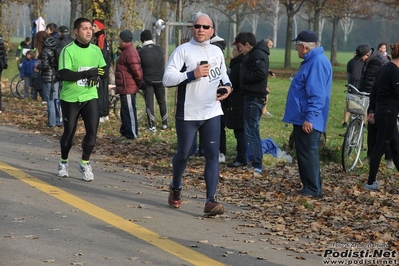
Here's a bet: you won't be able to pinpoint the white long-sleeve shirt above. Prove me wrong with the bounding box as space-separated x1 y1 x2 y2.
163 38 231 121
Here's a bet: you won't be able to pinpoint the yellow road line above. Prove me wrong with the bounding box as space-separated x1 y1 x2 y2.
0 161 224 266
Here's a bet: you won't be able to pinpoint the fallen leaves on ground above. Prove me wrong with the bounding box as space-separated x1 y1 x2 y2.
1 94 398 257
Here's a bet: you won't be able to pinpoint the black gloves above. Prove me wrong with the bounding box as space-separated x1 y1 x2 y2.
88 76 99 87
86 67 104 78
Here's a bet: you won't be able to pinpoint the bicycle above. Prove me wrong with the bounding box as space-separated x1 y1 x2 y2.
10 73 24 98
108 85 146 122
341 84 370 172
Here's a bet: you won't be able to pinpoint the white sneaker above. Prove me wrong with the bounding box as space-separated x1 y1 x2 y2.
78 162 94 181
104 116 109 121
57 161 69 177
99 117 105 123
148 127 157 133
162 125 168 130
219 152 225 163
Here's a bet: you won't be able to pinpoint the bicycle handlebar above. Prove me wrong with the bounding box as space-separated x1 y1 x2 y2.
347 84 370 96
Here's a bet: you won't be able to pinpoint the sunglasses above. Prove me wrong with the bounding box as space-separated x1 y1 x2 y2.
193 24 212 30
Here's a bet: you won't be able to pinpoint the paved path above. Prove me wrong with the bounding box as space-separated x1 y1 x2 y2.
0 125 322 266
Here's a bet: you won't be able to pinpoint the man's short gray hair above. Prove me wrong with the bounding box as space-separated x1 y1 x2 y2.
296 41 319 50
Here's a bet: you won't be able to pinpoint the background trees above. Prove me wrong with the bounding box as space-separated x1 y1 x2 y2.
2 0 399 68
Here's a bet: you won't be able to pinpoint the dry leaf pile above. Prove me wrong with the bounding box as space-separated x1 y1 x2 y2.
1 95 399 257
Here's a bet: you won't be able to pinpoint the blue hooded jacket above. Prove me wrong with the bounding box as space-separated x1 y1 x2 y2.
283 46 332 132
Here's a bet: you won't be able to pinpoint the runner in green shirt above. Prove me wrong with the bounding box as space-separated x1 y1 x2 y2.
56 17 107 182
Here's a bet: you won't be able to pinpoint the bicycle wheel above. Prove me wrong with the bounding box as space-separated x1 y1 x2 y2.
16 79 25 98
341 118 363 172
136 90 146 123
10 74 23 98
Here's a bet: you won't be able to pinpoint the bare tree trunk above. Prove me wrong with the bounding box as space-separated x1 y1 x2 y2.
70 0 78 31
284 14 294 69
330 16 340 66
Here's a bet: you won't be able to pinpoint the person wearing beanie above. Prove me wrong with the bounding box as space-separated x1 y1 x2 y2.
92 18 112 123
114 29 143 143
138 29 168 132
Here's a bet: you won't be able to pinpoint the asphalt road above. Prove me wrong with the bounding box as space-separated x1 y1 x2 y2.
0 125 322 266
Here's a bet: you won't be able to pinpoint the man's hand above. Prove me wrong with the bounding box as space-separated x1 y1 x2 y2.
88 76 99 87
86 67 104 78
368 113 375 124
194 63 209 78
302 121 313 134
216 86 232 101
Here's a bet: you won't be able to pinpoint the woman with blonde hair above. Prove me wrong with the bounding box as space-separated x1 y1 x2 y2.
366 42 399 190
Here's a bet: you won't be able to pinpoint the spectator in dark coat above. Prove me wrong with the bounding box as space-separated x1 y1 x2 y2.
139 29 168 132
354 45 391 166
115 30 143 142
0 34 7 113
92 19 112 122
36 35 62 127
58 26 74 48
225 45 246 167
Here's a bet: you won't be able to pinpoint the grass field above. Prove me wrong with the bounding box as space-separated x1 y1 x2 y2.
0 47 358 165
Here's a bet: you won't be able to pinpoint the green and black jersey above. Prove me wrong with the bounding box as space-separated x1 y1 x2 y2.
58 42 106 103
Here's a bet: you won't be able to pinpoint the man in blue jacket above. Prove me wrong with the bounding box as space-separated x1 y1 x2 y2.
283 30 332 198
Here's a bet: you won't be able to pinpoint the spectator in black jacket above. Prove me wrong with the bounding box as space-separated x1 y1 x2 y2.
58 26 74 48
36 31 62 127
354 45 391 167
343 53 364 128
0 34 7 113
138 29 168 132
225 45 246 167
366 43 399 190
234 32 269 177
92 19 112 123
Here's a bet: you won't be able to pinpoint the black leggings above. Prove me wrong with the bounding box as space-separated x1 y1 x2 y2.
60 99 99 161
368 113 399 184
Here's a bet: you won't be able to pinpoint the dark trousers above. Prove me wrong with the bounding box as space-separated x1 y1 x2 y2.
144 81 168 128
367 121 393 160
120 93 138 139
368 113 399 184
60 99 99 161
98 77 110 117
294 125 322 197
173 116 221 199
233 128 247 164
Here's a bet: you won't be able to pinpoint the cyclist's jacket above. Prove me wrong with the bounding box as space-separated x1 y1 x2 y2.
283 46 332 133
163 38 231 121
360 49 389 93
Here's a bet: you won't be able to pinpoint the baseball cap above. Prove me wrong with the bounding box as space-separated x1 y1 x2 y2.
292 30 318 43
354 45 371 60
58 26 69 33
